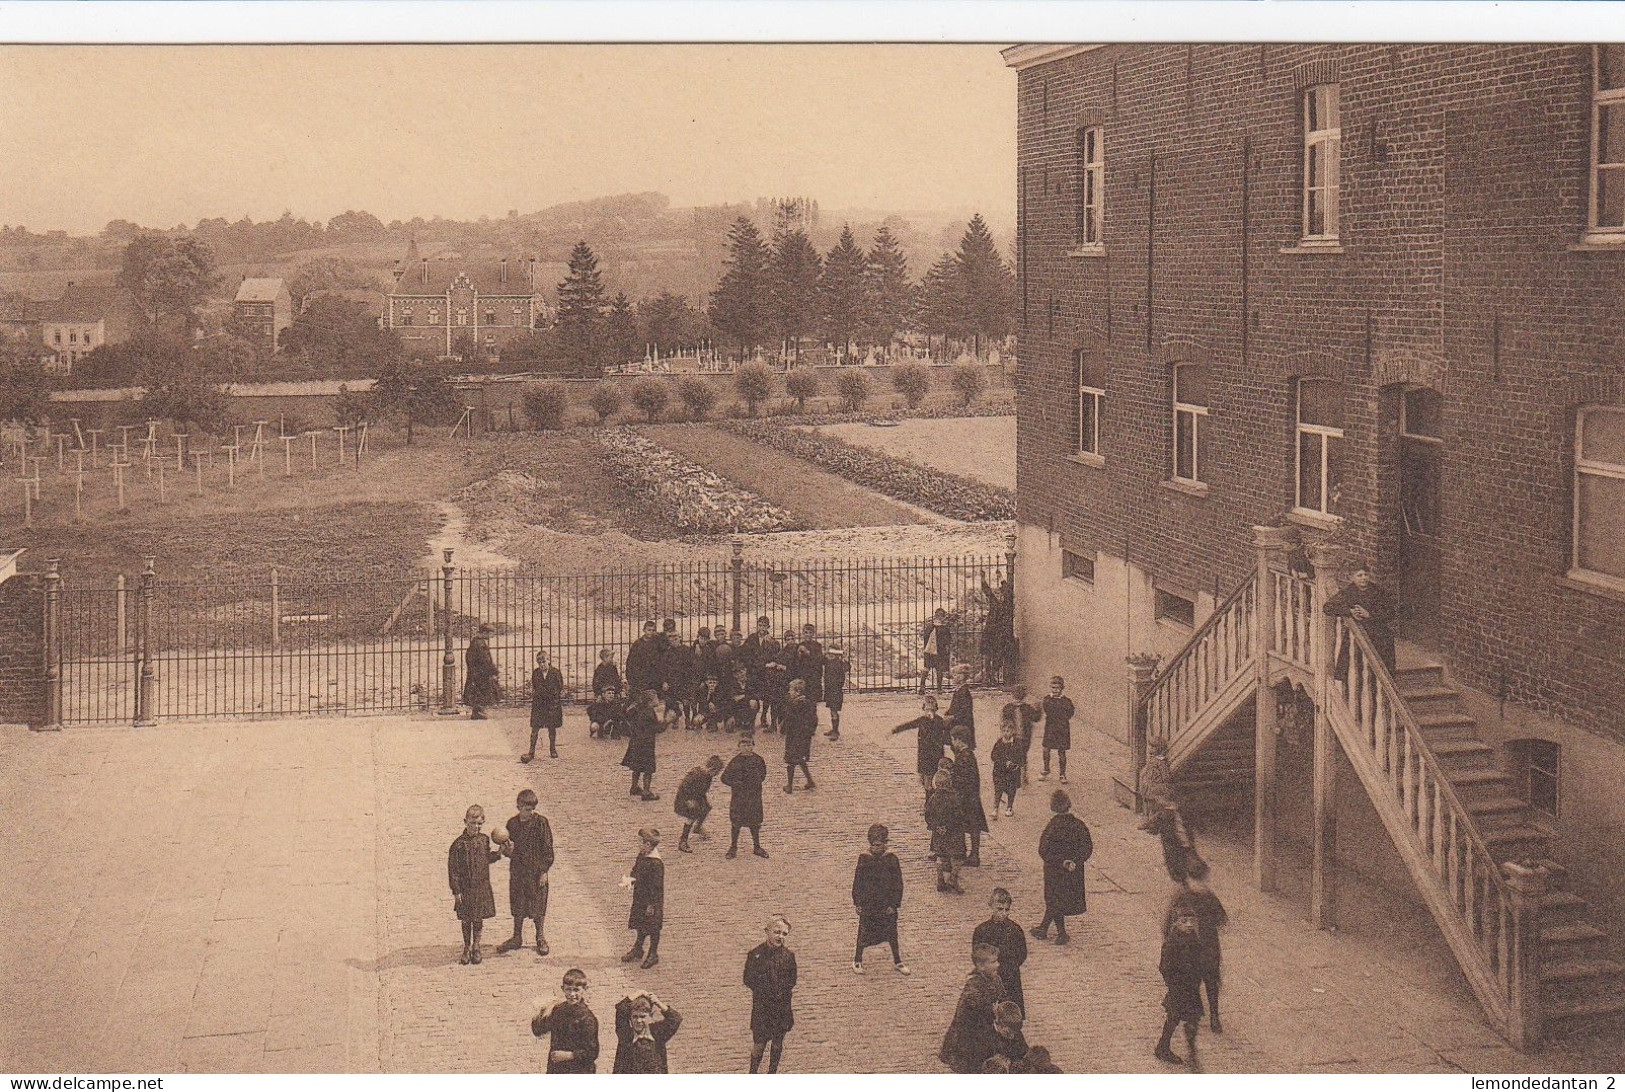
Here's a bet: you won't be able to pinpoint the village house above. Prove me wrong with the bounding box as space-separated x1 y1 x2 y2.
385 239 541 360
232 277 293 355
1004 43 1625 1045
1 282 144 374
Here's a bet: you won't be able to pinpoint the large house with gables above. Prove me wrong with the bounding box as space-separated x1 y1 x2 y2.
385 240 542 360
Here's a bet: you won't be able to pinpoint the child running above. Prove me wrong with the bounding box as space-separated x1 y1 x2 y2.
675 755 724 853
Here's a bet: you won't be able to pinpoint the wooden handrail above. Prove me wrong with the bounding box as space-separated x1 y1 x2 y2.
1143 573 1255 696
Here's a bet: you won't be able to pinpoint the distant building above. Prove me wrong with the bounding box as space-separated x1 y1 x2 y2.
233 277 293 355
386 240 541 360
5 282 144 375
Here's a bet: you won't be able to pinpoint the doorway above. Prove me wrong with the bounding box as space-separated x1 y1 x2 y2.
1396 388 1443 645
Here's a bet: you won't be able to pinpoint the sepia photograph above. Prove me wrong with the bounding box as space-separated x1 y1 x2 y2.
1 3 1623 1079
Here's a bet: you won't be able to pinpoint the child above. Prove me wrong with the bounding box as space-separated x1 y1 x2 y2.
722 734 770 859
448 804 502 965
938 943 1007 1073
990 714 1023 819
612 992 682 1073
1001 684 1040 787
675 755 724 853
1155 904 1205 1072
693 626 718 685
1139 738 1174 812
972 888 1027 1012
664 630 698 729
920 608 953 693
892 693 951 796
743 915 798 1073
463 624 500 719
531 969 600 1073
497 788 555 955
851 823 909 974
822 645 848 740
926 768 966 894
1040 675 1075 784
780 678 817 793
946 663 976 747
989 1001 1030 1070
693 674 726 732
620 690 661 801
525 650 565 762
591 647 622 701
793 623 825 719
951 726 989 866
621 827 664 970
1033 790 1092 945
1166 879 1228 1033
728 662 760 733
588 685 626 740
1141 799 1206 885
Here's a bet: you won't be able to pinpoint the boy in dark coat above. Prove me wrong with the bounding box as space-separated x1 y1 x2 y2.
693 675 727 732
675 755 724 853
990 713 1023 818
989 1001 1030 1070
780 678 817 793
927 768 967 894
524 650 565 762
620 690 662 801
1165 879 1228 1033
892 693 951 796
822 645 849 740
621 826 664 970
462 625 500 719
588 685 627 740
946 663 976 747
741 615 778 690
1002 684 1040 787
663 632 698 728
722 734 770 859
496 788 555 955
1033 790 1091 944
744 914 798 1073
531 968 600 1073
625 621 664 697
973 888 1027 1012
1155 904 1205 1072
1323 559 1396 676
591 648 622 700
1140 800 1205 885
448 804 502 964
851 823 909 974
612 992 681 1074
938 942 1008 1073
950 726 989 866
693 627 719 688
794 623 825 711
728 662 760 733
1013 1045 1061 1073
1039 675 1075 783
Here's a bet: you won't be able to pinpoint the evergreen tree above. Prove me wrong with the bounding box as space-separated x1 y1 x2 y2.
640 290 703 352
953 213 1016 357
864 225 913 352
708 217 770 358
555 241 608 376
819 224 868 357
606 293 641 366
914 252 962 357
769 227 822 362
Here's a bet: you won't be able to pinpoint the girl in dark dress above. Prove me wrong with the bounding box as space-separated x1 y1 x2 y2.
447 804 502 965
743 915 798 1073
621 827 664 970
1155 905 1205 1072
1033 790 1092 944
722 734 770 859
892 693 951 796
851 823 909 974
781 678 817 793
462 625 501 719
621 691 662 801
950 726 989 866
525 650 565 762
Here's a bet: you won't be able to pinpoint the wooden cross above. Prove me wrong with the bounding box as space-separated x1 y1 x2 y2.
173 433 189 471
281 433 296 477
222 444 239 488
86 428 103 468
54 433 67 470
15 474 32 528
112 457 129 511
332 425 351 467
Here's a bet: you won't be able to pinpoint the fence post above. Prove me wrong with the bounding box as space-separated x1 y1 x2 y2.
116 573 128 653
1126 652 1160 808
38 558 63 730
134 556 155 727
270 568 281 650
1252 524 1292 894
1307 542 1346 930
439 548 457 715
730 538 744 637
1503 861 1548 1051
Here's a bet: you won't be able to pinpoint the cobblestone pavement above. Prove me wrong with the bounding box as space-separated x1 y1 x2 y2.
2 696 1621 1074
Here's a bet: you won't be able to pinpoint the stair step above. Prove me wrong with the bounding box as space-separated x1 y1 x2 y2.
1397 682 1463 708
1465 795 1529 822
1542 922 1610 958
1395 665 1446 688
1481 825 1554 855
1429 739 1497 766
1446 767 1517 789
1541 957 1625 984
1541 890 1590 924
1544 993 1625 1022
1414 711 1478 731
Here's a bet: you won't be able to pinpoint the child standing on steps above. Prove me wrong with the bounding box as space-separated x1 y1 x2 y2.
448 804 502 965
1039 675 1075 784
621 827 664 970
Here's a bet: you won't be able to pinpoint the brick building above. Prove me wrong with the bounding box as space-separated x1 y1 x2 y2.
2 282 145 375
232 277 293 355
1005 44 1625 1038
385 240 541 360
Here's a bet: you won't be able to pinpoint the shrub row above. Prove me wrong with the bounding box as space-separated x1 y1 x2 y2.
591 426 800 535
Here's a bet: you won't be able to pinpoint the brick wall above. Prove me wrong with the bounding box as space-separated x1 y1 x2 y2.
1014 44 1625 742
0 574 45 727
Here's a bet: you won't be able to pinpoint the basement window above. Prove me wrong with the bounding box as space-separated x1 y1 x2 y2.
1507 739 1560 817
1154 586 1196 629
1062 549 1096 585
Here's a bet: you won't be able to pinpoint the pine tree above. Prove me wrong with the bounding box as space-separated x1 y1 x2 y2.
556 241 608 376
606 293 641 367
954 214 1016 358
915 252 962 358
769 227 822 363
708 217 770 358
818 224 868 358
864 225 913 352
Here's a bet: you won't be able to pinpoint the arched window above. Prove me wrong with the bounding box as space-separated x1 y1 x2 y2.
1506 739 1560 816
1172 363 1209 484
1574 405 1625 586
1295 378 1345 516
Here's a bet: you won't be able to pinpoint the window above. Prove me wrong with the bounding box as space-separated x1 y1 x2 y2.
1075 350 1105 457
52 330 61 345
456 308 469 327
1302 84 1341 241
513 306 525 319
1574 406 1625 585
1295 379 1345 516
1061 549 1096 584
1591 45 1625 236
1508 739 1560 817
402 307 414 322
428 308 440 325
1172 363 1209 484
68 330 76 344
484 308 496 324
1077 126 1104 246
1154 587 1196 628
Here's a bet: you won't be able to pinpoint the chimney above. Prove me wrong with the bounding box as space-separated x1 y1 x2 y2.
500 257 508 284
422 258 429 286
528 257 536 285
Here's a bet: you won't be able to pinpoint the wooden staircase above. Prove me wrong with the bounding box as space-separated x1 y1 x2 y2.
1169 702 1256 821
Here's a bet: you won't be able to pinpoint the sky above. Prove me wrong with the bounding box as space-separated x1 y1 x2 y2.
0 44 1016 235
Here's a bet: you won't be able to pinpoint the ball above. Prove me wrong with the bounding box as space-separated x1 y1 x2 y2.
491 827 509 845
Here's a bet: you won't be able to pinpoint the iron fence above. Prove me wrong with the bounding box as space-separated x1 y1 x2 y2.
49 542 1015 725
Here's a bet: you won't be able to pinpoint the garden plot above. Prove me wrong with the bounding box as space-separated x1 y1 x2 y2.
808 415 1016 491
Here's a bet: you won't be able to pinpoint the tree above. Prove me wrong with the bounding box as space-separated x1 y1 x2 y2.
892 361 931 410
864 225 913 350
280 296 403 375
325 210 387 240
784 367 820 412
333 383 368 427
555 241 608 376
286 254 381 309
954 213 1016 357
139 352 229 431
708 216 770 357
367 358 413 423
733 360 774 417
629 376 669 422
639 291 704 352
914 252 963 357
587 381 623 423
949 361 988 408
119 233 216 330
201 333 261 379
834 368 870 413
522 381 570 430
819 224 868 356
675 375 719 420
408 374 463 426
605 293 641 367
768 227 822 362
0 363 50 425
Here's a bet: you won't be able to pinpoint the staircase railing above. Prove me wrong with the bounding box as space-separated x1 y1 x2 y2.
1139 573 1258 763
1268 568 1316 674
1325 616 1529 1041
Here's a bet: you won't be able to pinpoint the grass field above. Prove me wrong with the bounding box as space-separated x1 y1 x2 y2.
810 415 1016 490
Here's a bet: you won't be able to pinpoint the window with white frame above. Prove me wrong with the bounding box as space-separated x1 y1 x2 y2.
1295 379 1345 516
1302 84 1341 241
1590 45 1625 236
1172 363 1209 484
1074 349 1105 456
456 308 469 327
1573 405 1625 585
1077 126 1104 246
428 308 440 325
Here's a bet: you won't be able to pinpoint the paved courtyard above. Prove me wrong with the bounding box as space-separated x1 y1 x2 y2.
1 694 1620 1074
